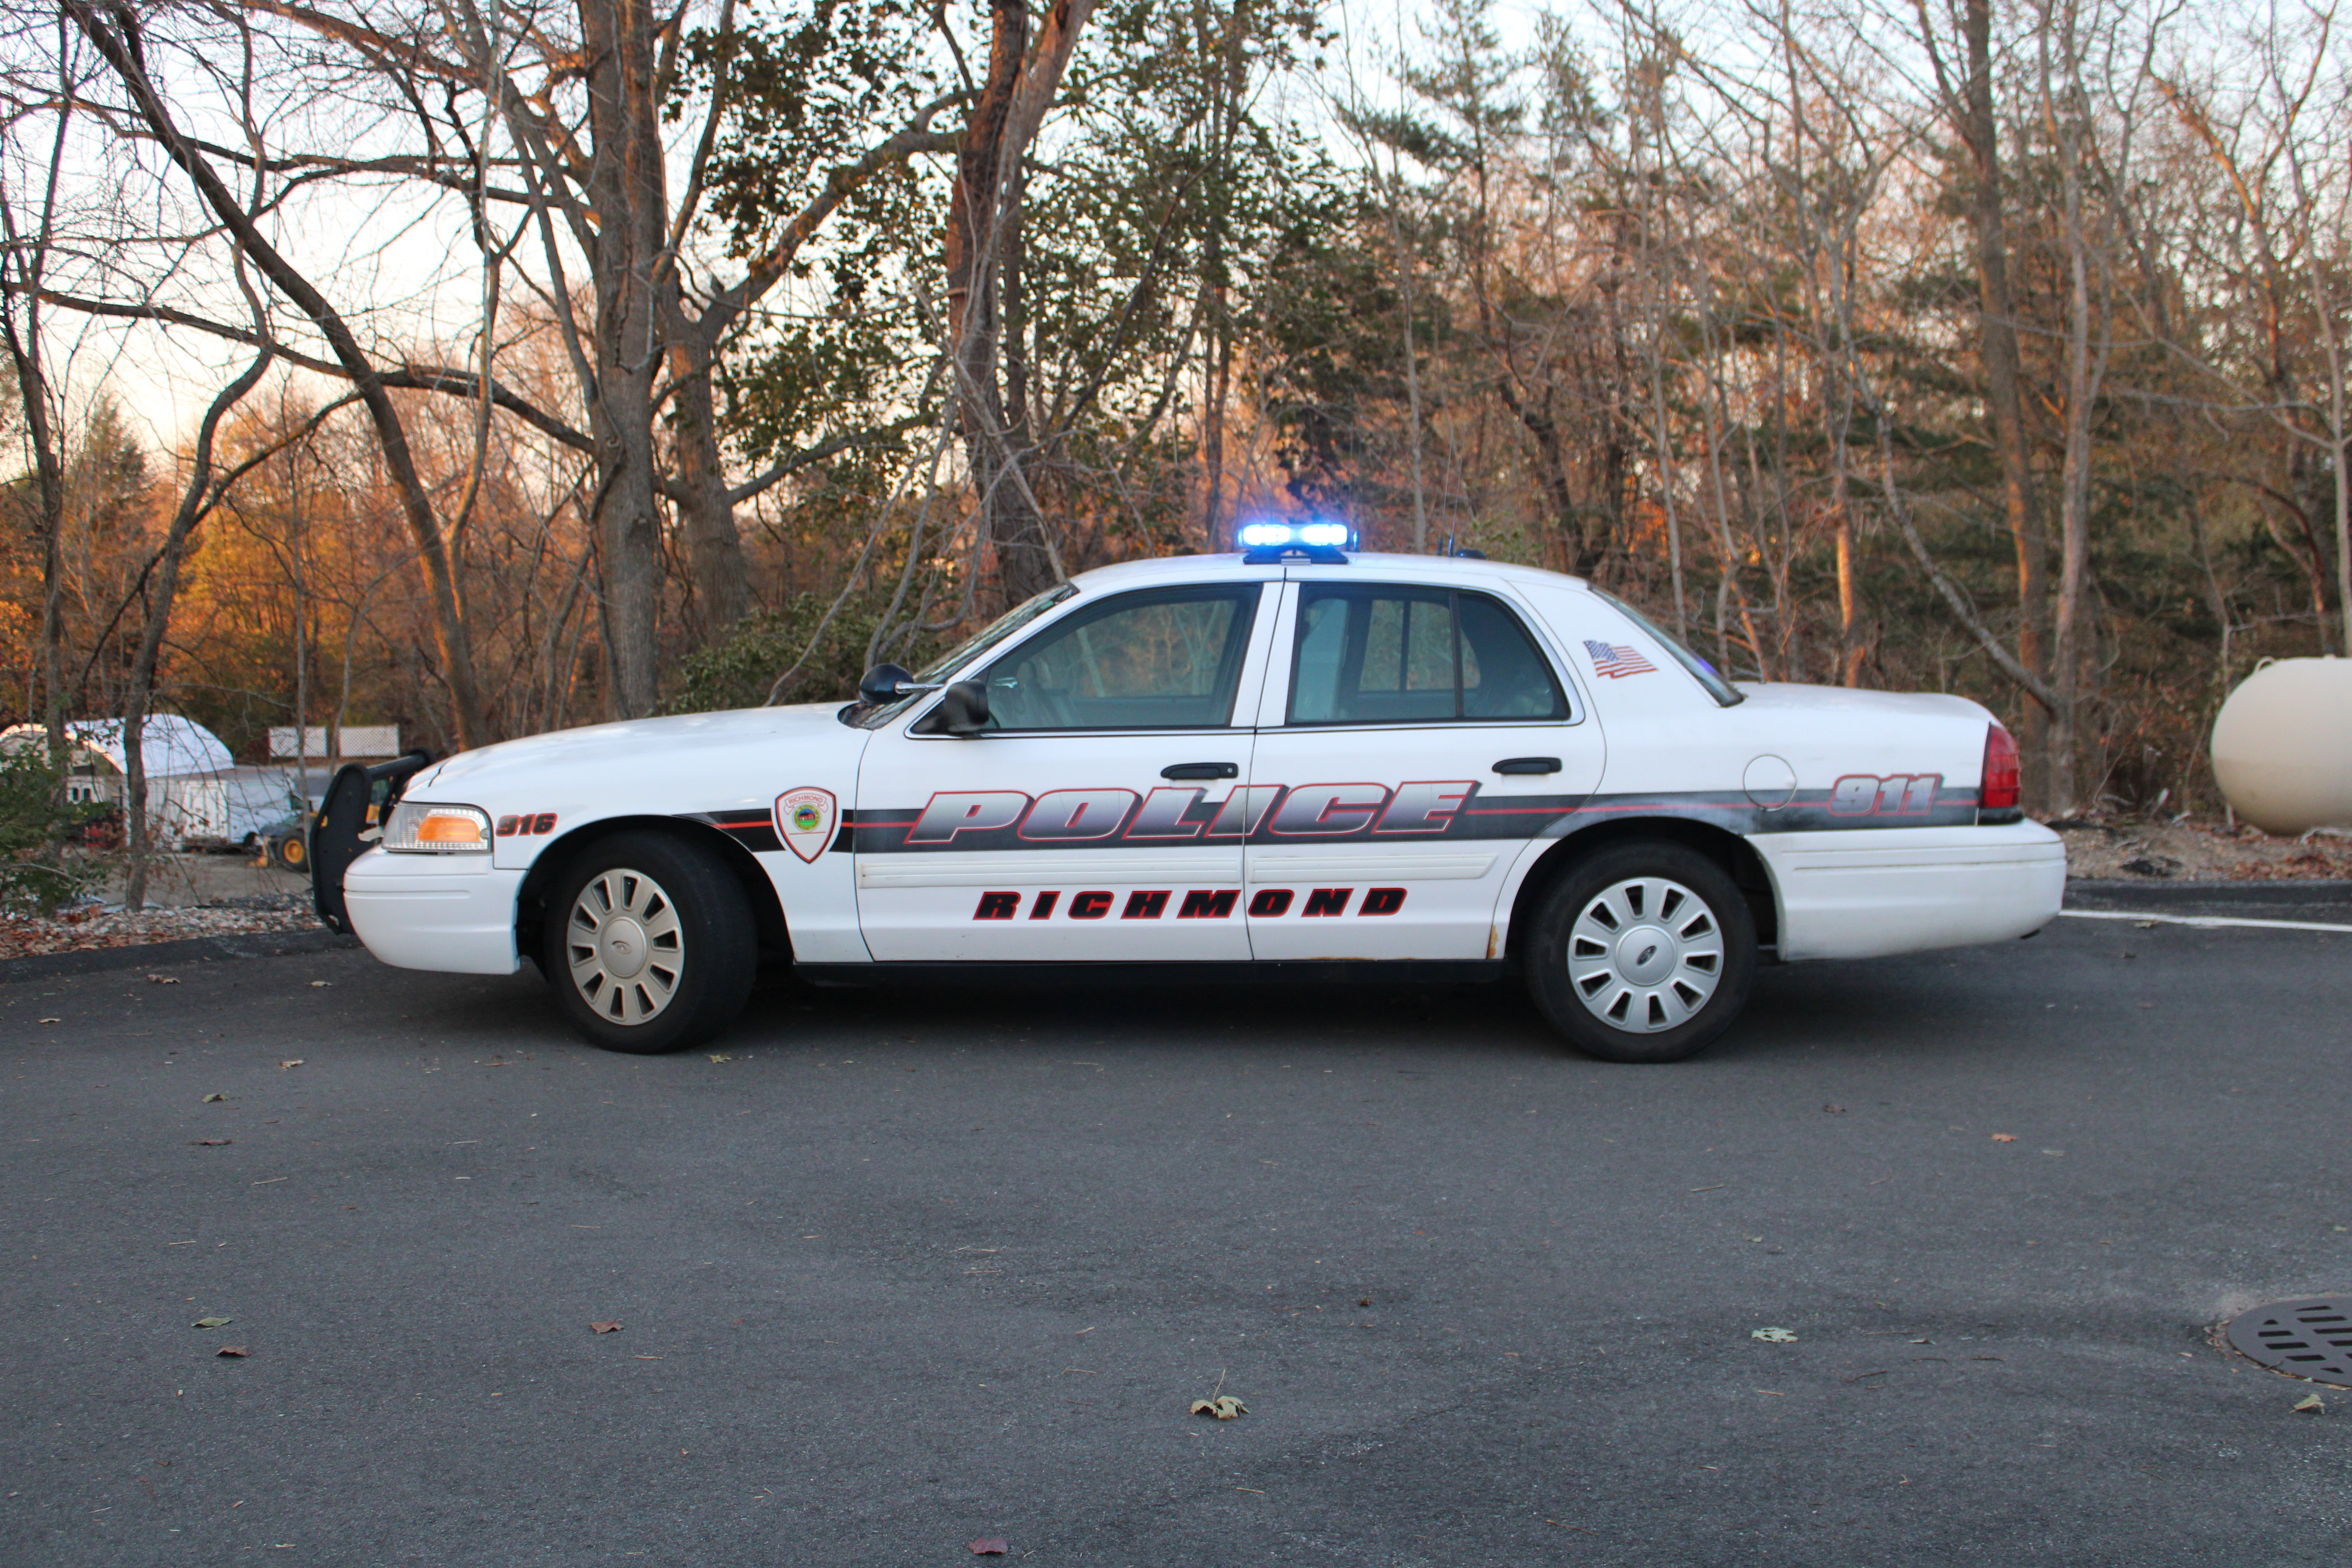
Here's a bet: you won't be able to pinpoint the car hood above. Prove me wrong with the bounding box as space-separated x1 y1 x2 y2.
413 703 858 799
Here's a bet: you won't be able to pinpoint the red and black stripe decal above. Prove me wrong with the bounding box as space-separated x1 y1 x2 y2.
684 784 1982 858
677 810 782 854
846 784 1980 854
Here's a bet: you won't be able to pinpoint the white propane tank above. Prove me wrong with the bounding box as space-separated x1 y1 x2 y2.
2210 656 2352 835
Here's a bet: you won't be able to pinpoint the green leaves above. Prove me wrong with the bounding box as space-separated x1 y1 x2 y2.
0 744 108 916
1190 1395 1248 1419
682 0 935 261
193 1316 232 1329
666 591 940 713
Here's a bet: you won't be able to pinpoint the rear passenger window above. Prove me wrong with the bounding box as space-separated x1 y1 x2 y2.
1287 585 1568 725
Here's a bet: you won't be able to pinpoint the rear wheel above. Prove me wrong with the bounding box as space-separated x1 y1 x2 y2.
1525 839 1757 1063
271 832 308 872
542 832 756 1054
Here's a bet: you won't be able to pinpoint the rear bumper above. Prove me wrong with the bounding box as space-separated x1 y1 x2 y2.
1751 820 2065 961
343 848 522 975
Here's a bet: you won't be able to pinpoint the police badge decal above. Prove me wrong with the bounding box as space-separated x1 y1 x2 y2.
772 787 838 863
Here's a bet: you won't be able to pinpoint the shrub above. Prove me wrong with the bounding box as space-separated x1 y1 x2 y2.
0 745 107 916
666 593 942 716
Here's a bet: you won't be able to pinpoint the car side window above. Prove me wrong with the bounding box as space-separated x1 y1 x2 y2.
1287 584 1568 725
978 584 1261 731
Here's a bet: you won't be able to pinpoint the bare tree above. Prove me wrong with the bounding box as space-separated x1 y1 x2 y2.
1906 0 2057 804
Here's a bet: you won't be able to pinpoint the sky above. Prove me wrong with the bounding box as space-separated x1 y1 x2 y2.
25 0 1596 459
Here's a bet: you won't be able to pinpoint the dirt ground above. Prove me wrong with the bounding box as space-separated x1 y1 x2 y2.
2049 814 2352 881
0 853 316 962
102 849 314 908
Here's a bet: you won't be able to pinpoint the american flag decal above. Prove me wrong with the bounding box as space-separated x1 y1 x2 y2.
1583 639 1658 678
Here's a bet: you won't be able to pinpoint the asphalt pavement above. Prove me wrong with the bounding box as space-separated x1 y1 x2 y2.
4 901 2348 1566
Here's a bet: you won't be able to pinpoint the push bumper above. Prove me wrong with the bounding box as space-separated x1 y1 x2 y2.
343 847 523 975
1751 819 2065 962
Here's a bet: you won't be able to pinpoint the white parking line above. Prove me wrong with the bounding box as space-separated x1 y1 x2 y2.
2059 909 2352 934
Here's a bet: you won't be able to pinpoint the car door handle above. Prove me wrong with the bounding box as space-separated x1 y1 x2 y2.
1492 757 1561 775
1161 762 1240 780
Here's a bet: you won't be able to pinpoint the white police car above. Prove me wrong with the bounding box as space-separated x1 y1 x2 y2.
318 529 2062 1062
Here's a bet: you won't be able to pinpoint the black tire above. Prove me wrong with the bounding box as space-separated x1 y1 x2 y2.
1524 839 1758 1063
541 831 757 1055
271 833 308 872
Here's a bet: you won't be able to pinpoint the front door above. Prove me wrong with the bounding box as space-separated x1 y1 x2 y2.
853 580 1276 962
1243 575 1603 961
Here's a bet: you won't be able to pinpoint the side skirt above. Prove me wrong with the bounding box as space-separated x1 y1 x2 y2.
791 959 1510 990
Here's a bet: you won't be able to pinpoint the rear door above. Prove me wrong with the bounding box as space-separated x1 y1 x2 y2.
852 580 1276 962
1242 575 1602 961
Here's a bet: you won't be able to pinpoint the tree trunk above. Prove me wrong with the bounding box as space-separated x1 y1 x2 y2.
947 0 1061 605
4 315 69 762
0 229 70 762
579 0 675 715
668 331 753 633
2045 15 2095 814
1961 0 2054 806
123 354 274 909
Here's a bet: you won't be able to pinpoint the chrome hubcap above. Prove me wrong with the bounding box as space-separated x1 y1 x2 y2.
567 868 683 1025
1567 876 1724 1033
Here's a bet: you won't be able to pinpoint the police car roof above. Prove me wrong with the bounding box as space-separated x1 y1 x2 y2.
1066 550 1591 595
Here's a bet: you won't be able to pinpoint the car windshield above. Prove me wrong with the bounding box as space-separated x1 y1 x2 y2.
1590 588 1746 707
845 584 1079 728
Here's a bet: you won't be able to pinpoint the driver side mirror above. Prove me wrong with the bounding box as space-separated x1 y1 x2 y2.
858 662 928 704
936 680 991 737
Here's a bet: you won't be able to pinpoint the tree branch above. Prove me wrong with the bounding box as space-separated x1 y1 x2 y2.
9 285 593 452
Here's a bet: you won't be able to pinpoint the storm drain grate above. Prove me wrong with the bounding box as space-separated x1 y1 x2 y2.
2225 1298 2352 1388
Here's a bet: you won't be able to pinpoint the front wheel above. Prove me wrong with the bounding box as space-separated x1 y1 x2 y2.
1524 840 1758 1063
541 831 757 1054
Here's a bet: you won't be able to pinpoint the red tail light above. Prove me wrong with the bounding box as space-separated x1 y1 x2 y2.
1980 724 2020 812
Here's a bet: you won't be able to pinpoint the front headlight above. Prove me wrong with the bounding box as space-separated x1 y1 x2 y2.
382 801 493 854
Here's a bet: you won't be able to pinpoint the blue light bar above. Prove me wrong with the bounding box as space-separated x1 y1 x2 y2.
1235 519 1359 555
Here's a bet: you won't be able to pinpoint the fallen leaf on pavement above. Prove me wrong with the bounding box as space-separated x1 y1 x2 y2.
216 1346 250 1358
968 1539 1009 1555
1991 1133 2018 1142
1751 1327 1798 1343
309 981 331 988
146 975 179 984
194 1317 232 1329
278 1060 304 1069
707 1054 732 1063
202 1094 226 1103
38 1018 59 1024
191 1139 233 1147
591 1321 622 1334
2293 1393 2325 1414
1822 1103 1846 1114
1189 1396 1247 1419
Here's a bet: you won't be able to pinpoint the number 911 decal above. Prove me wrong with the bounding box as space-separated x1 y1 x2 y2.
1829 773 1940 816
